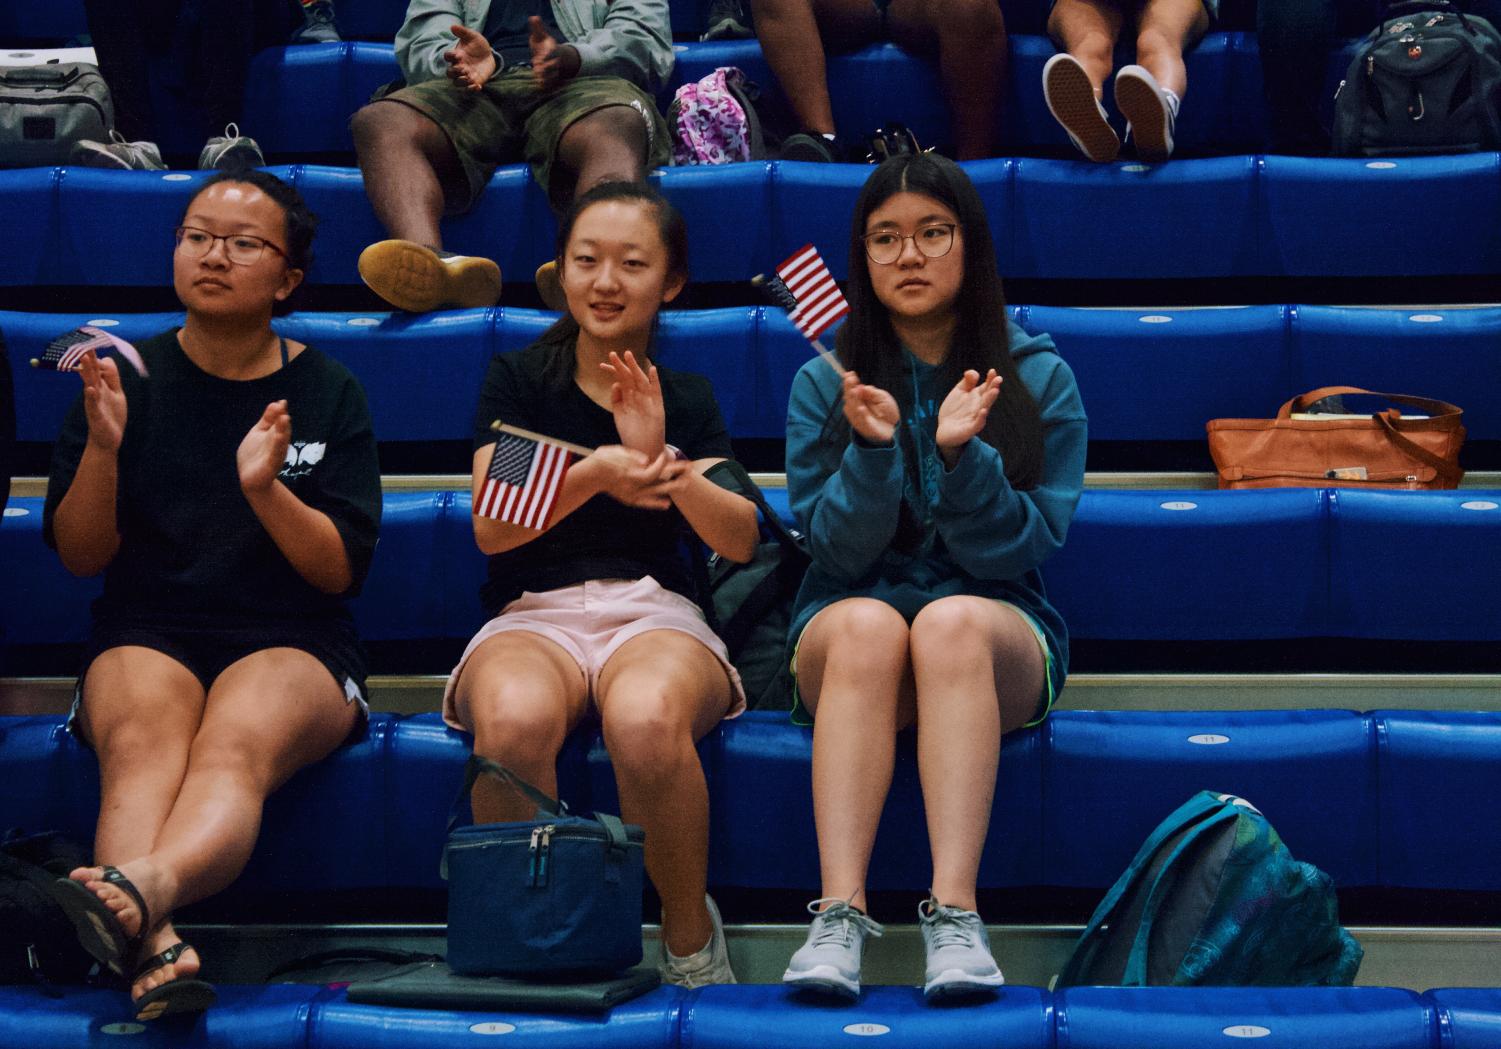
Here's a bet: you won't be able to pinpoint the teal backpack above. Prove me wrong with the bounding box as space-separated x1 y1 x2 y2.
1057 791 1364 987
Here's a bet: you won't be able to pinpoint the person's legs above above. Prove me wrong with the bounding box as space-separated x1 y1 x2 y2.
450 631 590 823
1256 0 1336 153
1045 0 1125 160
70 647 358 1004
352 90 505 311
908 596 1044 999
1115 0 1208 160
885 0 1008 159
595 630 734 984
73 0 180 167
782 599 914 998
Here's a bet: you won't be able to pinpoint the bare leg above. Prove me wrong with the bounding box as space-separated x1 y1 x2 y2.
72 648 357 999
351 100 466 250
451 631 590 824
908 598 1043 911
1133 0 1209 98
887 0 1008 159
553 105 652 204
795 599 915 914
1047 0 1125 91
746 0 840 135
595 631 732 957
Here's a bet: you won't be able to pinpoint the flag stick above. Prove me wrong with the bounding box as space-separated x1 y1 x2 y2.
752 273 846 378
809 338 845 378
489 420 595 457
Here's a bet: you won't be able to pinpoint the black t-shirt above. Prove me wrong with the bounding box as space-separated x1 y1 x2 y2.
473 337 734 616
484 0 566 68
43 330 382 626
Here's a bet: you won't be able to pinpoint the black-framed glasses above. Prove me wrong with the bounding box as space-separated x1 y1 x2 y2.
175 226 287 266
862 222 957 265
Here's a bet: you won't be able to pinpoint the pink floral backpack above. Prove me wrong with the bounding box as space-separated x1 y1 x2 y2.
668 66 766 165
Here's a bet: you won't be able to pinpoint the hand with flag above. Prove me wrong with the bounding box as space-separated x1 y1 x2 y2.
32 325 149 377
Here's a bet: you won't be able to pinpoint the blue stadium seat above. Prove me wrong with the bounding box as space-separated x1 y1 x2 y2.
657 162 777 283
353 492 450 642
0 168 59 285
1 497 98 649
0 0 87 42
243 43 370 156
54 168 220 285
709 712 1043 890
678 985 1054 1049
438 491 490 641
1289 306 1501 444
1054 987 1438 1049
334 0 409 42
0 985 325 1049
0 714 99 845
1045 489 1331 641
1327 491 1501 641
1260 154 1501 276
1426 989 1501 1048
1013 156 1261 278
658 307 763 437
0 311 183 444
1375 712 1501 891
1042 710 1379 888
1022 305 1290 441
307 985 685 1048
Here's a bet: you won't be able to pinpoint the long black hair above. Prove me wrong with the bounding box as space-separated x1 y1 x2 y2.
832 154 1044 490
534 181 690 393
180 168 318 317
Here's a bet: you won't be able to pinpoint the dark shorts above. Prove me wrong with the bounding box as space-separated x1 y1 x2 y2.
371 68 672 213
68 614 369 745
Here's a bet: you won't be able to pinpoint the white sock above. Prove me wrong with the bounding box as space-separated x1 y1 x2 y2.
667 935 715 966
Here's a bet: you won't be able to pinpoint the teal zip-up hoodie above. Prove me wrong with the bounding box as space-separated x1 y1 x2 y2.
784 320 1088 717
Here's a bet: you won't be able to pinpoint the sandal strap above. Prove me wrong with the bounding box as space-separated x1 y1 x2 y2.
134 942 191 980
98 866 151 947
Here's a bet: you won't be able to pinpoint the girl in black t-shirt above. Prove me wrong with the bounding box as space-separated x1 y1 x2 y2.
42 170 382 1021
444 182 757 988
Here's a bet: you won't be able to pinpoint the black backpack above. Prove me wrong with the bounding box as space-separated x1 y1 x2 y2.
699 462 810 711
1332 1 1501 154
0 831 100 988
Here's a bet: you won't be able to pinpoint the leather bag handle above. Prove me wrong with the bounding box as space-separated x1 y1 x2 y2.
1374 413 1465 484
1276 386 1463 421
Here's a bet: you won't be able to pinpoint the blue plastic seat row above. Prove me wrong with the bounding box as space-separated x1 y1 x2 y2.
8 305 1500 447
3 152 1496 287
6 485 1500 647
6 985 1501 1049
3 707 1500 895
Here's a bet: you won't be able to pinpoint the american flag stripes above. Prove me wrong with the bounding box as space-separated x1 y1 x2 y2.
30 326 149 377
477 430 577 529
776 244 850 342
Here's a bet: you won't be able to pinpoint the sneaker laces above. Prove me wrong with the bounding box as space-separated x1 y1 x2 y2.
805 898 883 948
919 898 980 951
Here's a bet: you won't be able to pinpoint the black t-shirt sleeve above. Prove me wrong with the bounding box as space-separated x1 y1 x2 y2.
42 392 91 550
473 353 533 452
675 374 734 462
300 373 382 597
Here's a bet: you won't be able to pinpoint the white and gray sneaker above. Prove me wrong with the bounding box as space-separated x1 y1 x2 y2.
782 898 885 1000
1114 64 1179 163
660 894 737 989
1043 52 1119 163
198 123 265 171
70 130 166 170
919 897 1005 1001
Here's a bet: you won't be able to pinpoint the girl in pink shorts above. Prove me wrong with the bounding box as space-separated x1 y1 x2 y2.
444 181 758 988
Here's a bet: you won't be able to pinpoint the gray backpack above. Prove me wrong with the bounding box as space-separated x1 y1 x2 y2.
1332 2 1501 154
0 63 114 168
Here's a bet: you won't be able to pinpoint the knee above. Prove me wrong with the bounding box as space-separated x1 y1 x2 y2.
561 107 647 160
910 597 995 652
351 101 429 158
818 601 910 669
601 691 693 779
185 731 263 787
1134 26 1178 65
466 689 570 765
931 0 1005 40
94 720 190 775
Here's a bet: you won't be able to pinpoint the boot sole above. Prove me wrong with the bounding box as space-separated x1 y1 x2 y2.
1044 55 1119 163
359 240 501 313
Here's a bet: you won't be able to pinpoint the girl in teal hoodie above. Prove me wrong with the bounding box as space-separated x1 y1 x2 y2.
780 154 1087 1001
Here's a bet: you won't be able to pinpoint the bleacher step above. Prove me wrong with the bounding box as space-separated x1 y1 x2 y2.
177 922 1501 992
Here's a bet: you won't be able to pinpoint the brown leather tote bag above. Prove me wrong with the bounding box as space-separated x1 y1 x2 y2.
1207 386 1466 490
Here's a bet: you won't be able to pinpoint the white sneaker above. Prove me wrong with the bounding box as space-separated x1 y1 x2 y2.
1114 65 1178 163
357 239 502 313
919 897 1005 1001
1043 53 1119 163
660 894 737 989
783 898 884 1000
198 123 265 171
70 130 166 171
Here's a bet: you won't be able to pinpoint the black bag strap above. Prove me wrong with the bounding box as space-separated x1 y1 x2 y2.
703 460 807 556
445 754 567 836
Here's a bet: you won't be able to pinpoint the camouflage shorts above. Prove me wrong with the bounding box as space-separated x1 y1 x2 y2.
373 67 671 214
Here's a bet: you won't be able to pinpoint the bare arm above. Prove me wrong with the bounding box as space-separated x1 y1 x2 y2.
238 400 353 595
51 353 124 577
671 458 757 563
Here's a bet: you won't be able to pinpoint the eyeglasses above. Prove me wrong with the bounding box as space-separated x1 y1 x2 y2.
862 223 957 265
175 226 287 266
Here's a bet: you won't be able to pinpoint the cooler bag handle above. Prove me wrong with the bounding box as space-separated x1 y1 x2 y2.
446 754 568 835
2 65 85 88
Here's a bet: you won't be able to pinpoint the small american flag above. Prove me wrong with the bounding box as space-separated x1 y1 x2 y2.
776 244 850 342
477 430 577 529
31 326 149 377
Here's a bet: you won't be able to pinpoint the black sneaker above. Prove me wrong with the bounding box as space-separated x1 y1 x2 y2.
701 0 753 41
780 132 838 163
198 124 265 171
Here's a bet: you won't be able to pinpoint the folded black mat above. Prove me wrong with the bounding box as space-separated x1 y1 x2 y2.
345 961 661 1014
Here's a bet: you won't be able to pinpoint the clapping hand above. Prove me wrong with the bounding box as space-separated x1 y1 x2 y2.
601 351 666 457
444 24 496 91
238 400 292 494
79 350 127 454
840 370 900 445
589 445 690 510
528 15 580 91
935 368 1002 464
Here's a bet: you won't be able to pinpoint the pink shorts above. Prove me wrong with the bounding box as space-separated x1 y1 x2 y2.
443 576 747 731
